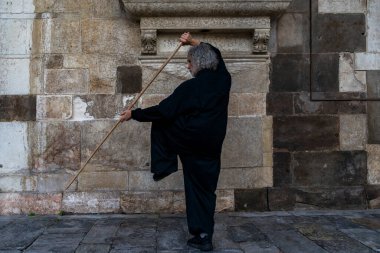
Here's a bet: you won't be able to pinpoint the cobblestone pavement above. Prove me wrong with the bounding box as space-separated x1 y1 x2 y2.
1 210 380 253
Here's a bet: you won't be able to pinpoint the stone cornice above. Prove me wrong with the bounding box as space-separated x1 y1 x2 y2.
121 0 292 18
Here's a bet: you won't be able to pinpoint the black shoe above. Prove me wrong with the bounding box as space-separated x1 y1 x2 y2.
187 235 213 251
153 171 172 181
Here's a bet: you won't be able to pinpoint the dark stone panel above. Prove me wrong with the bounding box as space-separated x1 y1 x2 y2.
367 71 380 98
292 151 367 187
116 65 142 94
311 92 367 100
311 53 339 92
270 54 310 92
0 95 36 121
286 0 310 13
368 114 380 144
312 14 366 53
45 54 63 69
273 152 292 187
294 186 367 210
234 188 268 211
365 185 380 209
294 92 339 114
273 116 339 151
268 187 296 211
266 93 293 116
367 71 380 144
338 101 367 114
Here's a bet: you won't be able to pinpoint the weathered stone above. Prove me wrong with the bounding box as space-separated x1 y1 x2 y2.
62 192 120 213
44 54 63 69
273 152 291 187
35 0 92 14
0 122 29 174
0 193 62 215
268 187 296 211
222 117 263 167
312 14 366 53
93 0 122 18
0 19 32 54
0 0 23 13
294 187 367 210
121 191 175 213
89 77 115 94
0 175 36 192
355 53 380 70
140 94 166 108
273 116 339 151
219 167 272 189
340 114 367 151
292 151 367 187
81 19 139 55
74 95 124 119
286 0 310 13
45 69 89 94
338 100 367 114
82 224 119 243
116 65 142 94
318 0 366 13
229 62 270 93
339 53 366 92
236 93 266 116
36 173 73 193
75 244 111 253
266 92 293 116
367 71 380 98
277 13 309 53
0 58 30 95
270 54 310 92
29 56 44 95
63 54 97 69
365 185 380 209
45 18 81 54
294 93 336 115
340 228 380 252
311 91 366 100
0 95 36 121
367 145 380 185
36 95 72 120
81 120 150 170
367 0 380 52
26 233 84 253
78 171 128 191
128 170 183 191
46 218 95 234
31 121 81 172
234 188 268 211
311 53 339 92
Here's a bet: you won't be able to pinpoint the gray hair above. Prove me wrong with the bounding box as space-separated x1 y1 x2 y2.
187 43 219 75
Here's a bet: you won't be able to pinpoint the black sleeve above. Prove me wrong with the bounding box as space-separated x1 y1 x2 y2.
131 105 164 122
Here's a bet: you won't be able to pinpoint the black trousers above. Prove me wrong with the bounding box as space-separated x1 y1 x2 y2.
151 122 221 237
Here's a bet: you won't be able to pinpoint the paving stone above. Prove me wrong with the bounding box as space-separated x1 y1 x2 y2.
213 223 242 250
113 226 157 249
24 233 84 253
46 218 95 234
251 216 294 232
340 228 380 251
81 224 119 244
75 244 111 253
157 224 187 250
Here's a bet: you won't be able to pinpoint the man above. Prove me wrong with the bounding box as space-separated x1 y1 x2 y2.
120 32 231 251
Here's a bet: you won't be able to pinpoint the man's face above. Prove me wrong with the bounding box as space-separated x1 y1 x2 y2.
187 57 196 76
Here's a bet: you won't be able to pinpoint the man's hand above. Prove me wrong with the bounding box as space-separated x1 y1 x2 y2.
180 32 200 46
120 110 132 122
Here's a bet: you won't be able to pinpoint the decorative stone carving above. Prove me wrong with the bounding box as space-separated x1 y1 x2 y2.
141 29 157 55
253 29 270 53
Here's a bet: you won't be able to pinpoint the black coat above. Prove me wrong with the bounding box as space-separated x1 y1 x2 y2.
132 43 231 158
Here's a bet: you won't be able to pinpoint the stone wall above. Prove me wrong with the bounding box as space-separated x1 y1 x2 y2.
0 0 379 214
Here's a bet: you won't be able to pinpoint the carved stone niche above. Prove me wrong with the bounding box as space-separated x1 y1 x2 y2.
121 0 292 56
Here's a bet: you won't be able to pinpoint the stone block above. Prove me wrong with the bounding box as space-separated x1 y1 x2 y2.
45 69 89 94
74 95 124 119
44 18 81 54
0 0 23 13
266 92 293 116
228 93 239 116
368 0 380 52
215 190 234 212
338 100 367 114
128 170 184 191
268 187 296 211
0 175 36 192
0 58 30 95
368 114 380 144
218 167 272 189
140 94 167 108
340 114 367 150
63 54 97 69
229 62 270 93
234 188 268 211
367 71 380 98
365 185 380 209
235 93 266 116
312 14 366 53
82 19 140 54
36 95 72 120
355 53 380 70
311 53 339 92
270 54 310 92
39 0 92 14
121 191 175 213
0 19 32 54
273 116 339 151
62 192 120 213
89 77 115 94
262 116 273 153
36 173 73 192
0 95 36 121
78 171 128 191
31 121 81 172
0 122 29 174
116 65 142 94
0 193 62 215
318 0 366 13
339 53 366 92
273 152 291 187
277 13 309 53
286 0 310 13
367 144 380 185
294 93 335 115
81 120 150 170
93 0 122 17
292 151 367 187
294 186 367 210
30 56 44 95
222 117 263 167
44 54 63 69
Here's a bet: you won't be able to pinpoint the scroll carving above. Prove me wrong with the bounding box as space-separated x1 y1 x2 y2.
141 30 157 55
253 29 270 53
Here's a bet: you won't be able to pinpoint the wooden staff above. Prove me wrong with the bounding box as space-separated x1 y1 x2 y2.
65 42 183 190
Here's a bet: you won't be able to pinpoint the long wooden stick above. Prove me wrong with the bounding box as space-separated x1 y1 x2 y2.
65 42 183 190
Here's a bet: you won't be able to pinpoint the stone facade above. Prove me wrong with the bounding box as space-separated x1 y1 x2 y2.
0 0 379 214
